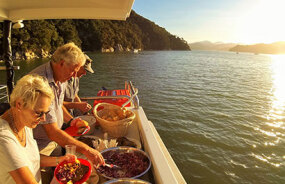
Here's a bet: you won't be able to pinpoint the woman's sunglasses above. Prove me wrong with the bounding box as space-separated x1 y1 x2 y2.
34 110 50 118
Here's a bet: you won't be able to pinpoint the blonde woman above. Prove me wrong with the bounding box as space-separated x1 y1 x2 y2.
0 74 75 184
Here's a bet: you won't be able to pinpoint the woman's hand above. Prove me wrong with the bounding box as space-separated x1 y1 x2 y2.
59 154 77 163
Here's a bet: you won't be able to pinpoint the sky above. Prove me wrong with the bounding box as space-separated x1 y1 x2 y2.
132 0 285 44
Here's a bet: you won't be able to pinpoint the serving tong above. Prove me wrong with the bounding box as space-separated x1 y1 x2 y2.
104 163 121 169
103 159 121 169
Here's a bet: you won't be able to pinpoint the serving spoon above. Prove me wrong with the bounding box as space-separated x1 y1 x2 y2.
103 159 121 169
104 163 121 169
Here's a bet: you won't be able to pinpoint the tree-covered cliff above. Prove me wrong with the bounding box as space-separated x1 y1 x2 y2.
0 11 190 59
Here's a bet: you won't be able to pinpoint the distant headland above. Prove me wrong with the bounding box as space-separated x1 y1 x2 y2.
189 41 285 55
189 41 237 51
229 42 285 54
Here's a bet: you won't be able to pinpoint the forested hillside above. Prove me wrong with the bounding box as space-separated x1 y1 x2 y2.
0 11 190 59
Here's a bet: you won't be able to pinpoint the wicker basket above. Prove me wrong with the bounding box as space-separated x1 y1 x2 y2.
93 103 135 138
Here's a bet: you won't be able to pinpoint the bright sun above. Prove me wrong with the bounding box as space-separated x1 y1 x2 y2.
236 0 285 44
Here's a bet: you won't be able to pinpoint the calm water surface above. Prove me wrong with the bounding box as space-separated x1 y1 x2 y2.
1 51 284 184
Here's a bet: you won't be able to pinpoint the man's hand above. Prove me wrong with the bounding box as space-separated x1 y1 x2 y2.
76 102 92 114
83 148 105 167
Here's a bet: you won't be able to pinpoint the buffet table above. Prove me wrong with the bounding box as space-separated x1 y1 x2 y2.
52 114 154 184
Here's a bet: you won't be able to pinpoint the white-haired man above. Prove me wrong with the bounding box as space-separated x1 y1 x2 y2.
30 43 104 167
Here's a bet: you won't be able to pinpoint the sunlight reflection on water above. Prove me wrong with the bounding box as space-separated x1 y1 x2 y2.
250 55 285 170
254 55 285 168
251 153 281 167
270 55 285 109
269 55 285 135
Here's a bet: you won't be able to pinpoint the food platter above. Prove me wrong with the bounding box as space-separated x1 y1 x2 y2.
77 135 142 150
96 146 151 180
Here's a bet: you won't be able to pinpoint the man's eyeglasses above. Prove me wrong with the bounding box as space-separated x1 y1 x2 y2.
34 110 50 118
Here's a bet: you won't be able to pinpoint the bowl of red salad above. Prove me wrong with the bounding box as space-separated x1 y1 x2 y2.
96 146 151 180
54 158 91 184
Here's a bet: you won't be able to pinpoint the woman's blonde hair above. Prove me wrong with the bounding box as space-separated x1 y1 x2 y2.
51 42 85 66
10 74 54 109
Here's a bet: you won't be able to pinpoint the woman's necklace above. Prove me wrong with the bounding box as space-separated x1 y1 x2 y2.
8 110 25 143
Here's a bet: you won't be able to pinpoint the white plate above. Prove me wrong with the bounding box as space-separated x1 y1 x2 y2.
77 115 96 124
79 135 141 150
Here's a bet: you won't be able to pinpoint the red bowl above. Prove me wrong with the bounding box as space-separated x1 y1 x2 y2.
54 158 92 184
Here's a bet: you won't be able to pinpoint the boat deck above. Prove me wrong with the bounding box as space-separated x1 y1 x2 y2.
73 104 186 184
76 109 155 183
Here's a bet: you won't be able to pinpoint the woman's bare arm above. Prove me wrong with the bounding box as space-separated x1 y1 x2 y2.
9 167 38 184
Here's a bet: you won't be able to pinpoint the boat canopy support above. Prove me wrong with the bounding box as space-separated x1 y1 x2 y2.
2 20 14 96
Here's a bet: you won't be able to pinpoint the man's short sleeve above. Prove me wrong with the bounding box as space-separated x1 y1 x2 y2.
42 101 57 124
